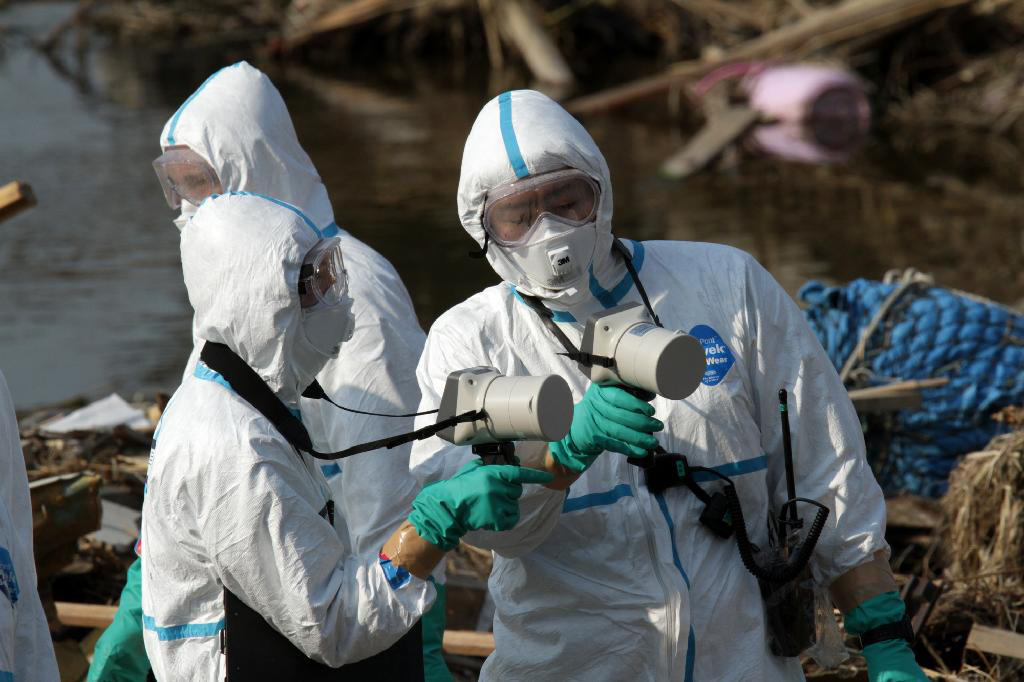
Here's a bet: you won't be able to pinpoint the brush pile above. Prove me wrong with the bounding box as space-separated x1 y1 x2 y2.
933 412 1024 680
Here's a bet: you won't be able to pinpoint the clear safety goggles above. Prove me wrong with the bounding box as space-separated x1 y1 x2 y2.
152 146 221 209
482 169 599 247
298 237 348 309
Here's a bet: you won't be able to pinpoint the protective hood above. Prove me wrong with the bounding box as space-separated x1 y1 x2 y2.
160 61 334 228
181 193 325 405
457 90 619 311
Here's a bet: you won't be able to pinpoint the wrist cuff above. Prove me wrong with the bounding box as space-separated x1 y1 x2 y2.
860 615 915 648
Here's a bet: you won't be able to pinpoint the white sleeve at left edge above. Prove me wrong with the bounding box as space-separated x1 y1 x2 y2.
742 257 888 584
0 370 59 682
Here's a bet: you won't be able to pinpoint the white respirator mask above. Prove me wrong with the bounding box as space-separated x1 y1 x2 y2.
172 200 200 232
503 216 597 290
482 168 601 292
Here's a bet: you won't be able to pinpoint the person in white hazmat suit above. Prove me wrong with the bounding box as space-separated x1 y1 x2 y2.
89 62 450 681
140 192 552 680
409 90 927 681
0 369 59 682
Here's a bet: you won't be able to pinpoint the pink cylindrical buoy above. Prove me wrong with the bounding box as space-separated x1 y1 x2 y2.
740 63 871 163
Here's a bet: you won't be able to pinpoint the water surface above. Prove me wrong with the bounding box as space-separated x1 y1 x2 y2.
2 2 1021 410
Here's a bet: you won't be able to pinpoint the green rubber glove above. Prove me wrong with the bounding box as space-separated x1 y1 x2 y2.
845 592 927 682
88 557 151 682
549 383 664 473
409 459 553 550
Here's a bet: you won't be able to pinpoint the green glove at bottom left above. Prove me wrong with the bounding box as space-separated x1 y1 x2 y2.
408 459 553 551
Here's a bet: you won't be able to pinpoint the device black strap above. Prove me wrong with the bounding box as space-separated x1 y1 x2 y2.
200 342 481 461
517 293 615 368
302 381 438 418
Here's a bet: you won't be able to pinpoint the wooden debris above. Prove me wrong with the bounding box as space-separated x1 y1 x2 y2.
37 0 100 53
55 601 118 629
966 625 1024 661
30 473 102 581
566 0 974 115
660 105 761 179
0 181 37 224
443 629 495 657
848 378 950 414
282 0 426 51
495 0 574 87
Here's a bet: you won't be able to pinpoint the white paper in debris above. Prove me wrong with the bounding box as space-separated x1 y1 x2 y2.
41 393 150 433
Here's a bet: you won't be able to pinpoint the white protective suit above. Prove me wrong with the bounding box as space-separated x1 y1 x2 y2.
140 193 434 680
409 90 889 681
161 61 425 555
0 369 59 682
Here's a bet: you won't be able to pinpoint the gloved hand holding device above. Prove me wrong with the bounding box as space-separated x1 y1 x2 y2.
547 382 663 478
382 459 553 578
844 591 928 682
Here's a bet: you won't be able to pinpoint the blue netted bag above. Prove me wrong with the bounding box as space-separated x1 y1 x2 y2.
799 275 1024 497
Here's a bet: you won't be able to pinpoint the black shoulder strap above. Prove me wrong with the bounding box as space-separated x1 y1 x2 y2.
200 342 315 452
199 342 482 461
612 237 661 327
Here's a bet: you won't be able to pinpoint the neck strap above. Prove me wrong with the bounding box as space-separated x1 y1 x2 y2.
519 238 661 368
612 238 661 327
199 342 481 461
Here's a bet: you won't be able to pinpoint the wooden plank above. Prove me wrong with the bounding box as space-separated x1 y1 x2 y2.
848 378 949 413
282 0 425 51
0 181 37 223
497 0 574 86
660 105 760 178
848 378 950 398
443 629 495 657
850 393 923 413
55 601 118 629
966 624 1024 660
565 0 972 115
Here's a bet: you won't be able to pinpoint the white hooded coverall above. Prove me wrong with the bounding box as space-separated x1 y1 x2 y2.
409 90 888 681
161 61 425 556
140 193 434 680
0 369 59 682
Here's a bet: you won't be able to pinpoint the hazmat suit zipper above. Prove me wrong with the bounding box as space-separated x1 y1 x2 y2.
630 461 678 678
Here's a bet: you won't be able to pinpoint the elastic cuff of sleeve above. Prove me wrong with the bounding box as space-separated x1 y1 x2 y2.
844 590 906 636
407 509 461 552
378 553 412 590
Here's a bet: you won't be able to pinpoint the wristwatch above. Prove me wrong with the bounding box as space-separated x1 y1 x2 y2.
859 615 915 647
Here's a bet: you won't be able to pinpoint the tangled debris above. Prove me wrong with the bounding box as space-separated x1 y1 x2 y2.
19 389 1024 680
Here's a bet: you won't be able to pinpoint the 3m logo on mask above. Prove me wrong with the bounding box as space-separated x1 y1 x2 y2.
689 324 735 387
548 245 576 279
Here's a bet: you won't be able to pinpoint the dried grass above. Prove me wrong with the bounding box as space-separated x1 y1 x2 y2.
937 418 1024 679
942 429 1024 590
